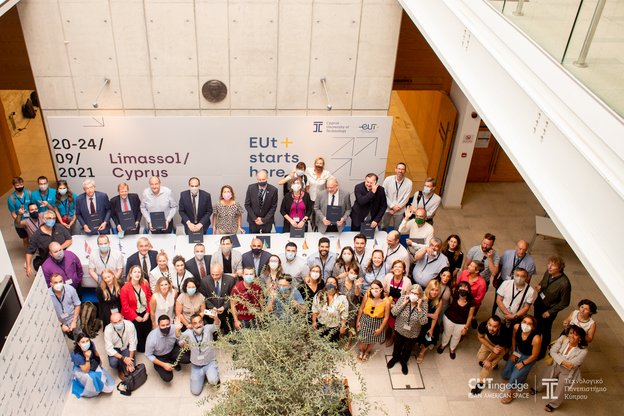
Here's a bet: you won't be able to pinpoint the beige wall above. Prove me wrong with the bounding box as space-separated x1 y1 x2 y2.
18 0 402 116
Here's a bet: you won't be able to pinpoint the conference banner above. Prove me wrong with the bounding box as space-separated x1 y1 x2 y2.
45 116 391 227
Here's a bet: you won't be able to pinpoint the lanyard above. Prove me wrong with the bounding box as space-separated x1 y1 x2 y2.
133 286 144 307
176 274 184 290
508 285 528 313
114 327 126 344
14 193 26 207
59 198 69 214
193 331 205 354
355 252 365 265
386 246 400 258
421 255 437 272
395 179 404 194
100 251 111 268
373 266 384 280
54 288 66 313
320 256 329 276
406 303 418 324
293 193 304 219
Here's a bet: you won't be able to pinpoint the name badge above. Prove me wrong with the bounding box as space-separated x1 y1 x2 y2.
197 355 205 361
61 312 71 320
66 279 73 285
293 217 300 223
539 292 546 300
513 351 521 358
402 324 412 331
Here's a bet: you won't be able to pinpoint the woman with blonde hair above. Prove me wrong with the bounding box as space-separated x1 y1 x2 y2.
149 276 176 328
416 279 443 363
149 250 172 293
96 268 122 327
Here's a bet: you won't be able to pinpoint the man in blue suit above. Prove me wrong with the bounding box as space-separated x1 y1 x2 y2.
76 179 112 235
179 177 213 235
241 238 272 276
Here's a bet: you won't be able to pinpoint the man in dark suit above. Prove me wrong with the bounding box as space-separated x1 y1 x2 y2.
185 243 212 280
75 179 112 235
110 182 142 235
200 263 236 334
179 177 213 235
125 236 158 277
244 169 278 233
350 173 387 231
314 177 351 233
241 237 272 276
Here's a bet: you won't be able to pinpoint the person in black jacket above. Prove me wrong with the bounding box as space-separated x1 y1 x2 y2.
110 182 142 235
350 173 387 231
178 177 213 235
280 177 313 233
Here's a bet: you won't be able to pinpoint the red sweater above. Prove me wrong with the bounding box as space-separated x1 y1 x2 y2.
120 281 152 321
457 270 487 308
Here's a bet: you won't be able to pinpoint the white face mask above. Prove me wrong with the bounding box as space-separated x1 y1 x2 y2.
423 186 432 194
285 252 296 261
310 272 320 281
295 169 305 177
342 254 353 263
195 253 204 261
268 261 279 270
514 276 525 287
521 323 532 333
190 186 200 195
53 283 64 291
371 289 381 297
409 293 419 302
291 183 302 192
348 273 357 281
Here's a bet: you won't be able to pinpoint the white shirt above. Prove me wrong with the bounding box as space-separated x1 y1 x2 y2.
140 186 178 223
104 320 138 356
382 175 413 212
398 220 434 252
279 255 310 287
88 249 124 280
413 191 441 219
382 242 411 270
495 280 535 319
306 168 332 201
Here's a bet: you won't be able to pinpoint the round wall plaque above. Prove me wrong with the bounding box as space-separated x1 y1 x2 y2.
201 80 227 103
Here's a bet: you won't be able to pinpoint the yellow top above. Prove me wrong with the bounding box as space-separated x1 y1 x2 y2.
362 294 388 319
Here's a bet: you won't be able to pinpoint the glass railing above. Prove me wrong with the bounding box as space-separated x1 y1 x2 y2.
489 0 624 118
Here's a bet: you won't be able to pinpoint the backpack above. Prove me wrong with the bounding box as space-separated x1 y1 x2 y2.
117 363 148 396
80 301 102 338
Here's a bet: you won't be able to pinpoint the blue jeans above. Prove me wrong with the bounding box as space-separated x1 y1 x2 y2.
108 348 131 373
502 350 535 389
190 361 219 395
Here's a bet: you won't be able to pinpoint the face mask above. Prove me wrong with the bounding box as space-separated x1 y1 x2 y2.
39 185 48 192
268 261 279 270
310 272 320 281
342 254 353 263
80 341 91 351
189 187 200 196
114 322 124 331
326 284 337 292
291 183 302 192
160 326 171 336
45 219 56 227
258 182 267 188
30 211 39 219
514 277 525 287
14 186 24 193
251 248 262 256
279 287 290 294
193 326 204 335
409 293 419 302
187 287 197 296
295 169 305 177
99 244 110 253
58 188 67 196
53 283 64 292
243 275 255 284
53 250 65 261
348 273 357 281
285 252 296 261
521 323 532 333
415 217 426 225
431 250 438 257
458 289 469 297
222 192 232 201
195 253 204 261
423 186 432 194
371 289 381 297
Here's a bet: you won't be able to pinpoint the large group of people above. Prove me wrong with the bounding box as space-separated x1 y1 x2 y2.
6 161 595 411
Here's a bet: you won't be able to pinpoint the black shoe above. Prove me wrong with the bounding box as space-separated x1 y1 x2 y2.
478 361 484 367
387 358 397 369
471 386 482 395
450 350 456 360
401 363 408 375
437 345 445 354
174 364 181 371
471 319 478 329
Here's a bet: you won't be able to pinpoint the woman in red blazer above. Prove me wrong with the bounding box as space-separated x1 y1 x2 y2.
120 265 152 352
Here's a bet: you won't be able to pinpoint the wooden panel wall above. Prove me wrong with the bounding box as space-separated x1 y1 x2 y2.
393 11 453 93
0 97 21 194
0 7 35 90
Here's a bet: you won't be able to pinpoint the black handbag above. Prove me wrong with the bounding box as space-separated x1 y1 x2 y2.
117 363 147 396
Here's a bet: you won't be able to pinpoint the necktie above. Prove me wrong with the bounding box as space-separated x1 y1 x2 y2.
199 260 206 278
259 189 265 208
89 197 96 214
123 198 129 212
192 194 198 222
142 256 148 276
216 281 221 296
330 194 335 206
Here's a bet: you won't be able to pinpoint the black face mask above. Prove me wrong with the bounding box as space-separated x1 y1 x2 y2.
159 326 171 335
14 186 24 193
30 211 39 219
458 289 469 297
251 248 262 256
